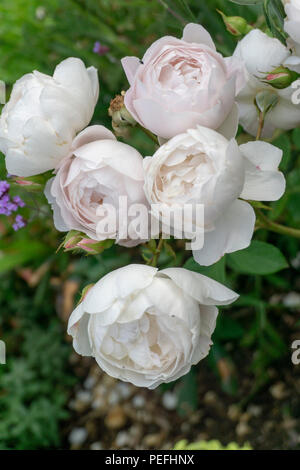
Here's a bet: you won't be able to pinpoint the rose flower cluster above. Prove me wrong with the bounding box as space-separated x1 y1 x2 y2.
0 21 294 388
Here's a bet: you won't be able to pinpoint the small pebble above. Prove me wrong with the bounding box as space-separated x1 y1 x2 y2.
162 391 177 410
92 397 106 410
76 390 92 404
247 405 262 418
228 404 241 421
283 292 300 308
236 422 251 437
94 384 106 397
283 418 297 430
270 382 288 400
84 375 96 390
132 395 145 409
115 431 130 448
90 441 104 451
240 412 250 423
68 427 88 446
105 405 127 430
143 433 162 448
108 389 121 406
116 382 132 400
204 391 218 406
129 424 143 439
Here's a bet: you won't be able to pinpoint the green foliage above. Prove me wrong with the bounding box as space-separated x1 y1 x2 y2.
176 368 198 416
184 257 226 284
0 240 51 274
263 0 287 44
0 322 75 449
229 0 263 4
227 241 289 275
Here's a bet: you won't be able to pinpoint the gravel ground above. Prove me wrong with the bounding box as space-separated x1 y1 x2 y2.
63 353 300 450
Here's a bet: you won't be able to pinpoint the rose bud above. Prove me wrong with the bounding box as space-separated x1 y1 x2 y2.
217 10 252 37
263 66 300 89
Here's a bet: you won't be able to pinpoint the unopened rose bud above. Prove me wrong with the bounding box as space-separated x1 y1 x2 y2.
60 231 114 255
263 66 300 89
76 238 114 255
62 230 83 251
108 92 136 138
217 10 252 36
12 176 42 192
12 172 53 192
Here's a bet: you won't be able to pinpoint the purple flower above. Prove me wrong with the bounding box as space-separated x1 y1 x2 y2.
0 179 26 229
93 41 110 56
0 194 13 215
13 214 26 231
0 180 10 198
13 195 25 208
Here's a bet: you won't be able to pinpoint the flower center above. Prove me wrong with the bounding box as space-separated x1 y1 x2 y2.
101 312 178 372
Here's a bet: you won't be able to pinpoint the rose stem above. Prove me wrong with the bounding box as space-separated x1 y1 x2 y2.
256 111 265 141
256 209 300 239
136 123 159 145
151 236 164 267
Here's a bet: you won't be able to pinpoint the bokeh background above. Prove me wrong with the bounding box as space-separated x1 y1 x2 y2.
0 0 300 450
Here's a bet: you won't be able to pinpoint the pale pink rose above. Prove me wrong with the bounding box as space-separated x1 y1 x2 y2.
45 125 149 247
121 23 244 140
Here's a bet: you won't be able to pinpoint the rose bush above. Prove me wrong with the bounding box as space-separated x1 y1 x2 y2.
45 125 149 247
1 6 297 394
122 23 244 141
68 264 238 388
0 58 99 177
143 126 285 266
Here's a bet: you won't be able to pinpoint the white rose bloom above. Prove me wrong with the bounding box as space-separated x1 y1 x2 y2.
68 264 239 388
284 0 300 45
0 57 99 177
233 29 300 137
143 126 286 266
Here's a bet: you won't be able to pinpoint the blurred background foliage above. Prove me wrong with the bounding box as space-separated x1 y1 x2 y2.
0 0 300 450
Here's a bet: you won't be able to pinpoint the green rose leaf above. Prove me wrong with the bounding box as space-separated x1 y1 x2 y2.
227 241 288 275
263 0 287 44
228 0 263 5
184 256 226 285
